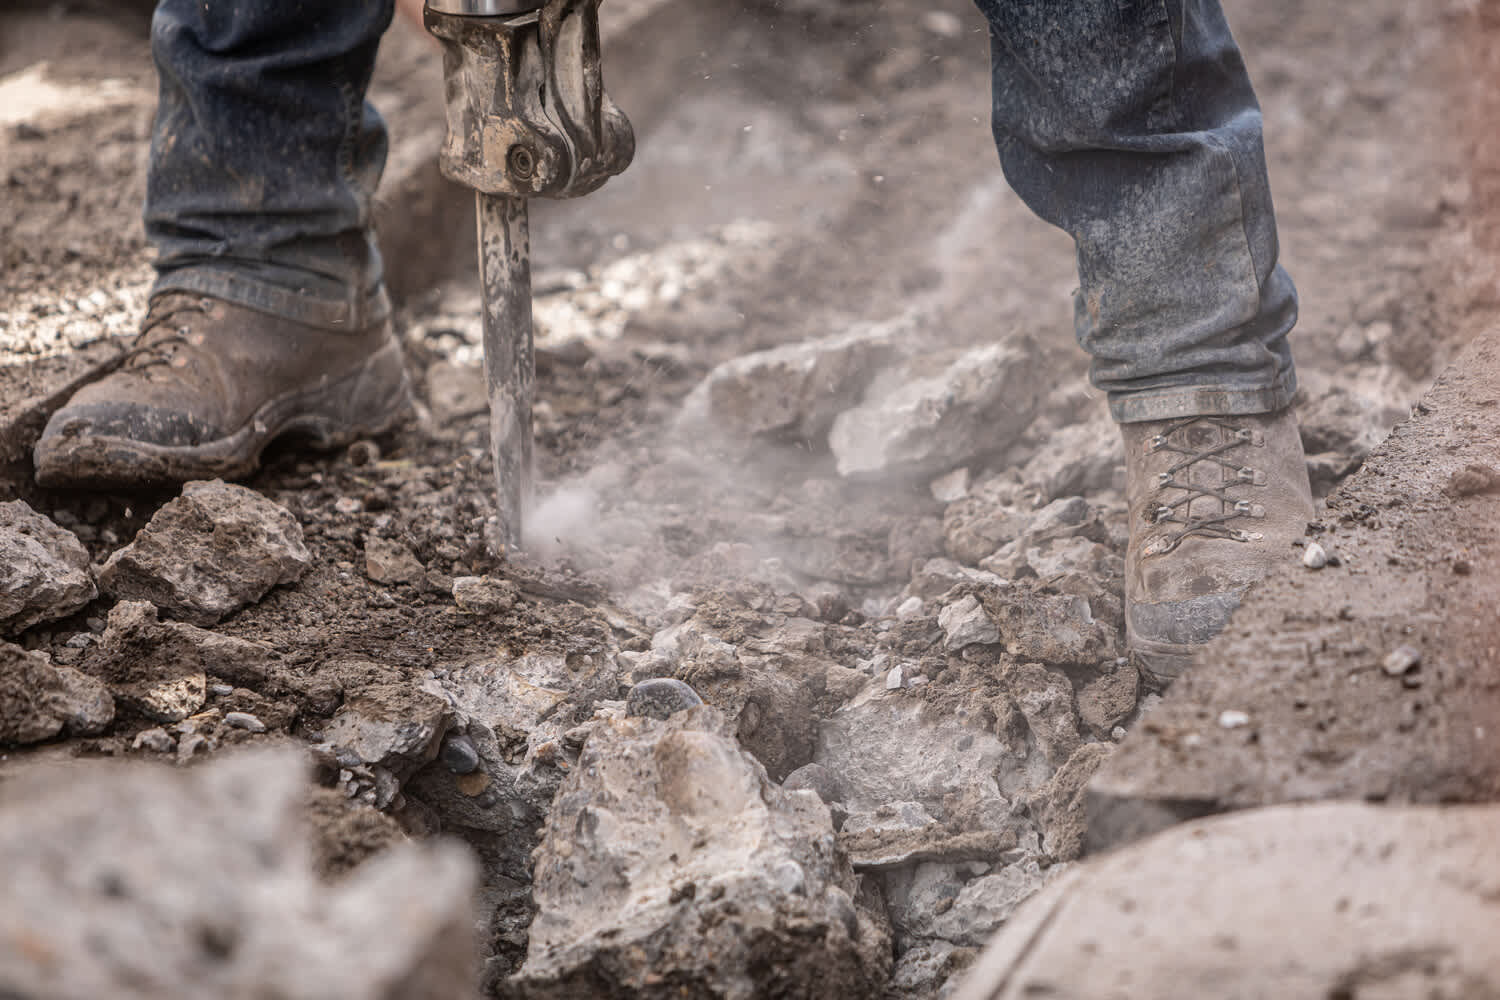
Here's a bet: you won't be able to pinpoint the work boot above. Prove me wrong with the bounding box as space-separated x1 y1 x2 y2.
1121 408 1315 687
34 293 413 489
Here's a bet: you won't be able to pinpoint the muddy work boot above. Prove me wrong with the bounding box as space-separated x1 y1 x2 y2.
1121 409 1315 687
34 293 413 488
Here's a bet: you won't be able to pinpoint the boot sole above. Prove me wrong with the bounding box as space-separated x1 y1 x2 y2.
1126 634 1199 692
33 340 413 489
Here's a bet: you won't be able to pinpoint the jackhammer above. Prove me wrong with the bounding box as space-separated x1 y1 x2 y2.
424 0 634 551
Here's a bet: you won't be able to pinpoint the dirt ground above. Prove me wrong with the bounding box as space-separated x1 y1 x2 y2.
2 0 1497 995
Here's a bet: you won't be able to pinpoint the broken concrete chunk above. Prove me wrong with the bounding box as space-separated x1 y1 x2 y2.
1007 663 1081 768
678 318 906 441
451 575 518 614
99 480 310 625
0 500 97 635
926 861 1062 948
321 684 451 780
984 591 1117 666
829 340 1043 480
512 706 891 998
0 749 478 999
938 594 1000 651
0 640 114 745
85 601 274 723
364 536 424 585
1018 416 1122 501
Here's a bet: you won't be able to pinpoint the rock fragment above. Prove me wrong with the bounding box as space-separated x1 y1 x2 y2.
679 319 906 441
364 536 424 585
511 706 891 998
829 340 1042 479
0 750 478 999
1302 541 1328 569
938 594 1000 651
224 711 267 733
1076 660 1140 735
85 601 272 723
451 575 518 614
99 480 310 625
0 640 114 745
321 684 451 781
624 677 704 720
0 500 97 635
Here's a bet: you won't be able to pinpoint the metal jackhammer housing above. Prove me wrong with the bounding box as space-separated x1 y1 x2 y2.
424 0 634 551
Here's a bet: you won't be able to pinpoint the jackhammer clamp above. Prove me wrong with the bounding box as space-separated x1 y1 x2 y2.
425 0 635 198
424 0 634 552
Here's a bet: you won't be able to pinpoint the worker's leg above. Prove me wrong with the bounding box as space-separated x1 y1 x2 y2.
35 1 411 488
971 0 1313 684
145 0 395 328
974 0 1295 422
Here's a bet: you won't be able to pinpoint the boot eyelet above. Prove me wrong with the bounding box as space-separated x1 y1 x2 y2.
1156 472 1173 486
1148 434 1167 452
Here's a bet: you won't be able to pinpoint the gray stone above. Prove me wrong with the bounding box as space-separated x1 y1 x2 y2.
0 640 114 745
938 594 1000 651
364 536 424 585
952 804 1500 1000
624 677 704 720
891 940 965 998
829 341 1042 480
0 750 479 999
679 318 906 441
321 684 451 781
0 500 97 635
1018 415 1122 501
926 861 1058 947
509 706 891 998
929 468 971 503
99 480 310 625
224 711 267 733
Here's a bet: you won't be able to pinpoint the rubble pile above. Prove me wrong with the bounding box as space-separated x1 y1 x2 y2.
0 295 1403 998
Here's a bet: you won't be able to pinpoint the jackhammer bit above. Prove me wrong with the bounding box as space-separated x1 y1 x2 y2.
425 0 634 552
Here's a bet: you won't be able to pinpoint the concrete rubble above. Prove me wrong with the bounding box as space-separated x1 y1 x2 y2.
99 480 311 625
0 499 97 634
0 750 479 1000
0 639 113 745
509 705 892 999
828 340 1043 479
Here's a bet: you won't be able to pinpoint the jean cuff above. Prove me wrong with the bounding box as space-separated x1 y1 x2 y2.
151 267 391 332
1109 375 1297 423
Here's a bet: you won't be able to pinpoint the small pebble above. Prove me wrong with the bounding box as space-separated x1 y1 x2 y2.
208 683 234 697
334 496 364 516
1218 710 1251 729
1381 645 1422 677
885 665 905 691
1302 542 1328 570
132 728 175 753
224 711 266 733
895 596 924 620
440 731 481 775
1111 726 1127 742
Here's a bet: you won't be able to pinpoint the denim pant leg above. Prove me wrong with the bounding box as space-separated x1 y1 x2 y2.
973 0 1298 423
146 0 395 331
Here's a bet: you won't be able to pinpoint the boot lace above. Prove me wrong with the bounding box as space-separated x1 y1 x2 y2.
1141 416 1266 556
117 296 212 375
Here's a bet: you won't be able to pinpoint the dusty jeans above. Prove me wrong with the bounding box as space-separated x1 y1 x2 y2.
145 0 1295 418
975 0 1298 421
146 0 394 331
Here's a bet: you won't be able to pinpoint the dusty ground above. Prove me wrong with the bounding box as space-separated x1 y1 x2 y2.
1 0 1495 996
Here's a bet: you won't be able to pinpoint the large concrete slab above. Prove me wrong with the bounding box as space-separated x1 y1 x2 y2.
952 802 1500 1000
1088 329 1500 850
